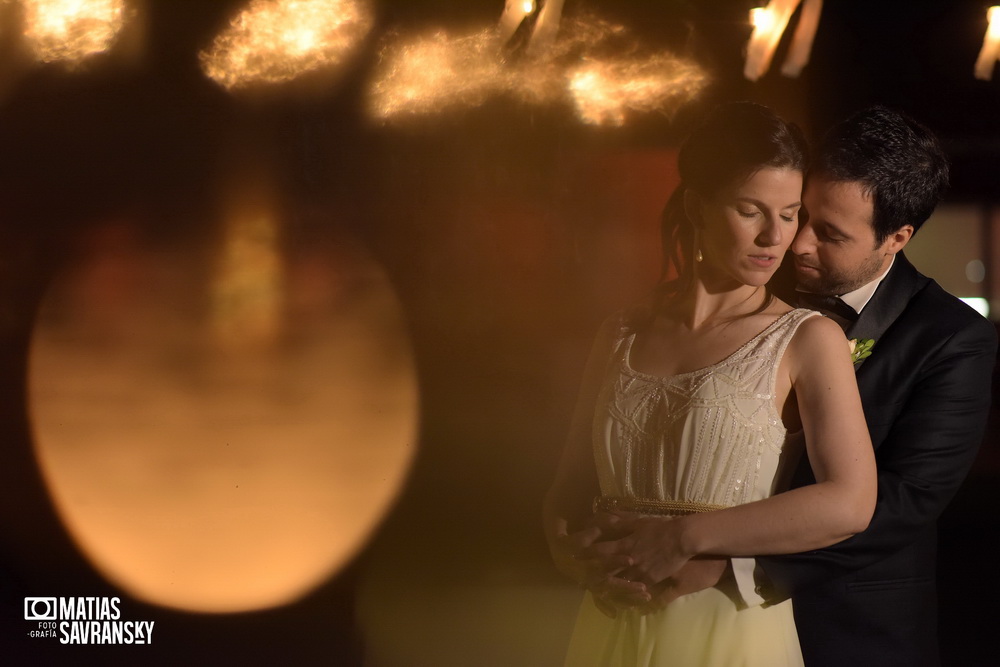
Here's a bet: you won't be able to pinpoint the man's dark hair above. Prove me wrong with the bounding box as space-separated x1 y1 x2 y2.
814 106 949 245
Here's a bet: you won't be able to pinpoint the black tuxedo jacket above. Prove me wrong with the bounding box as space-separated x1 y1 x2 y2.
760 252 997 667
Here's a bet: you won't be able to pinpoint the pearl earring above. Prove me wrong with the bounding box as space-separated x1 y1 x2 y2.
695 248 703 262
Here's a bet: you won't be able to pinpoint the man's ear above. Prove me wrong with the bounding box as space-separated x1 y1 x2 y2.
683 189 703 228
882 224 914 255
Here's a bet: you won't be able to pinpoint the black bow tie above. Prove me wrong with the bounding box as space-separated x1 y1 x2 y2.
797 292 859 322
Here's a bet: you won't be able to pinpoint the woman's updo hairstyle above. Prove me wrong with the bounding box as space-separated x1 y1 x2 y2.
660 101 808 292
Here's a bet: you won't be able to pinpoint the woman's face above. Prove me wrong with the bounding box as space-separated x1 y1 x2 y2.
692 166 802 288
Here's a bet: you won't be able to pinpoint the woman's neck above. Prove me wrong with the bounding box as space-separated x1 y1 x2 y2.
672 279 766 330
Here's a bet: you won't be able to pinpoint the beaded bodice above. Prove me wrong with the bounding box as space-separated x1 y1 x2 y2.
593 308 817 509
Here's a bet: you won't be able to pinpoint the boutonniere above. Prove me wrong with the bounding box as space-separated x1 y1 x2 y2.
849 338 875 364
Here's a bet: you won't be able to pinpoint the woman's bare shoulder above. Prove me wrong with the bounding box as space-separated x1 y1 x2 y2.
786 313 850 361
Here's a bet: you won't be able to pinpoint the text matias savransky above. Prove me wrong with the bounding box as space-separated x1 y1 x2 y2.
24 596 155 645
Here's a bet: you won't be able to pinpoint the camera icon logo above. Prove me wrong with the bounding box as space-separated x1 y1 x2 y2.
24 597 57 621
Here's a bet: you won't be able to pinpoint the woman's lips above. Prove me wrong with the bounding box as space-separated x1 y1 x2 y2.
749 255 777 268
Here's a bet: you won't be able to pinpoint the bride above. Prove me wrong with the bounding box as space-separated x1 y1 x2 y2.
543 102 876 666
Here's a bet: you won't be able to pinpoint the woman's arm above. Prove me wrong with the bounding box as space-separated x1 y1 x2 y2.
592 315 877 584
544 315 657 614
542 316 622 584
757 302 997 600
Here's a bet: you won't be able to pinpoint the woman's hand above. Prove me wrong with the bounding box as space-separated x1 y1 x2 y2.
583 512 695 588
587 548 727 618
549 523 602 584
548 520 652 618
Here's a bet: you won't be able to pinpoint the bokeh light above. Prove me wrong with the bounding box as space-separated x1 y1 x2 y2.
210 178 285 349
568 54 708 126
22 0 127 65
200 0 374 90
368 13 707 126
28 216 418 613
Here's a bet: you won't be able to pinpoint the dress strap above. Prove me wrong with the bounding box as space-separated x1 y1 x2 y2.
765 308 822 400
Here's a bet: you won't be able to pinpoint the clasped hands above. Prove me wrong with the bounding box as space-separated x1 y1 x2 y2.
552 512 726 618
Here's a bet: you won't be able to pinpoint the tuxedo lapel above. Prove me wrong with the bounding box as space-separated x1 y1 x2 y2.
846 253 929 372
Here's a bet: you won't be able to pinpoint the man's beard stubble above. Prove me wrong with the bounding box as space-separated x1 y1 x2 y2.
795 250 886 296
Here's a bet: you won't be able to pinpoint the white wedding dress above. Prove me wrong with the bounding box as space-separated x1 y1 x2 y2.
564 309 818 667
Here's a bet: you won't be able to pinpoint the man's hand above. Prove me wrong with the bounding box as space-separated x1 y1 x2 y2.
549 521 650 618
583 512 693 587
553 513 726 618
635 557 729 614
550 523 627 584
588 556 728 616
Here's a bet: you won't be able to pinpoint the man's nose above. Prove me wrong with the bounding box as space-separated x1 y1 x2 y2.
790 223 815 255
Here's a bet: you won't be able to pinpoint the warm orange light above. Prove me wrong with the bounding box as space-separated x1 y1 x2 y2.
749 7 775 32
200 0 373 90
28 220 418 613
780 0 823 77
369 28 508 118
568 55 707 126
744 0 802 81
975 6 1000 80
210 177 285 348
22 0 127 65
498 0 537 46
369 13 707 126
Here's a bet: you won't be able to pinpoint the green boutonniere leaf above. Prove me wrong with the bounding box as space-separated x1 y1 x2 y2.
849 338 875 364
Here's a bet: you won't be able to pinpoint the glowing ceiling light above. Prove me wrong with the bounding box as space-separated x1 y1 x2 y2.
568 55 707 126
369 13 707 127
498 0 537 44
369 29 505 118
22 0 127 65
200 0 373 90
744 0 806 81
749 7 776 33
780 0 823 77
975 6 1000 80
527 0 565 55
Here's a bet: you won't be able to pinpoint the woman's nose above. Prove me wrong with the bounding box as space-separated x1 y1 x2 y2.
759 218 783 246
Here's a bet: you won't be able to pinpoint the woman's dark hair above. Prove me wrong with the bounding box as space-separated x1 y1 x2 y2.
662 101 808 288
625 102 807 330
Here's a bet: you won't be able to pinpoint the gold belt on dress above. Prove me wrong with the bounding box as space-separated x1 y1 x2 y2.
593 496 728 516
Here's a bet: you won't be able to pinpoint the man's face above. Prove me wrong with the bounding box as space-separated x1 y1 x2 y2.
791 178 896 295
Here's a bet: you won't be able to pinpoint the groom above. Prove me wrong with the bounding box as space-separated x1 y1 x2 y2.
587 106 997 666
